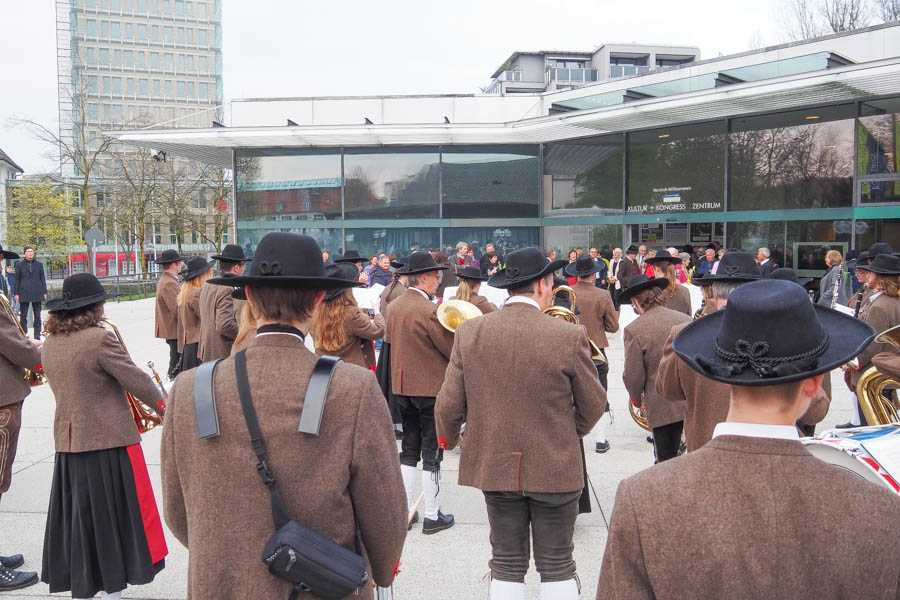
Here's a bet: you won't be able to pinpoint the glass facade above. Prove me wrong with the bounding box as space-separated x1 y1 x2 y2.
234 99 900 272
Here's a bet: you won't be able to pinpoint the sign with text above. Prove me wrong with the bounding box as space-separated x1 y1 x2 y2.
628 186 723 213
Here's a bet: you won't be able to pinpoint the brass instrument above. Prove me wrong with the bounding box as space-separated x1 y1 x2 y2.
147 361 168 398
0 292 45 386
856 324 900 425
100 319 164 433
629 403 650 431
437 299 483 333
544 286 607 365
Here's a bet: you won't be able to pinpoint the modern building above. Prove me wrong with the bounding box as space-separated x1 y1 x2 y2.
0 148 24 244
55 0 224 262
112 23 900 278
485 43 700 95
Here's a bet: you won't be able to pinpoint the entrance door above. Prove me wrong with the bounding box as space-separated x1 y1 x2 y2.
628 222 723 249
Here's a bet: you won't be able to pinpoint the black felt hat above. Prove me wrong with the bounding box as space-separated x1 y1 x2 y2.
211 244 251 263
46 273 109 312
334 250 367 264
231 287 246 301
396 251 448 276
488 247 566 289
456 266 488 282
390 256 407 270
645 254 681 267
209 232 356 289
868 242 894 259
693 252 761 286
673 279 874 386
857 253 900 275
180 256 215 282
625 245 639 254
617 275 670 304
0 243 19 261
564 256 601 278
154 249 181 265
324 262 364 301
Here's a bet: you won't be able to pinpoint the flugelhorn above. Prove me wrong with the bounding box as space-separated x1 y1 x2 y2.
437 299 483 333
100 319 164 433
544 286 607 365
0 292 45 386
147 361 168 398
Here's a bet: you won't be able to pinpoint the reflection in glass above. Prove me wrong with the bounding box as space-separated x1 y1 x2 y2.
236 227 342 262
544 137 623 212
628 123 725 213
730 116 853 210
726 221 786 266
441 146 540 218
344 228 440 258
344 150 439 219
441 227 540 258
858 112 900 203
785 220 851 275
854 219 900 251
544 225 623 257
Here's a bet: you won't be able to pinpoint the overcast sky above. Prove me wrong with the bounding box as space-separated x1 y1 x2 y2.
1 0 790 173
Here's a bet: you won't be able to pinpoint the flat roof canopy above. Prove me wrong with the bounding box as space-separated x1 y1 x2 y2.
109 58 900 168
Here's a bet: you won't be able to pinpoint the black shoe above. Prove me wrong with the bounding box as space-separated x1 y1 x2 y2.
407 510 419 531
0 555 23 569
422 511 455 535
0 566 38 592
595 441 610 454
835 421 856 429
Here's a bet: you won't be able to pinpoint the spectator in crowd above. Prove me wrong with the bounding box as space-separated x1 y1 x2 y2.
434 251 453 300
547 248 559 262
3 264 14 303
466 244 480 269
364 255 379 281
322 249 331 263
14 246 47 340
369 253 393 288
696 245 718 277
817 250 851 307
565 250 579 285
637 244 649 270
643 250 658 278
666 247 689 283
480 243 502 277
589 247 609 288
679 252 692 283
756 247 778 278
453 241 472 269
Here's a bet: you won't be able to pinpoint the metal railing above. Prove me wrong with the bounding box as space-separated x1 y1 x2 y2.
609 64 653 79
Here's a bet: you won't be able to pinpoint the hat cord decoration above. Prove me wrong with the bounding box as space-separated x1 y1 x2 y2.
63 290 72 300
698 335 829 378
505 266 520 278
258 261 283 276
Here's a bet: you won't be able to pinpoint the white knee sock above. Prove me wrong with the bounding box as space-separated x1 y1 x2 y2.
400 465 417 511
851 393 862 426
595 412 609 443
422 470 440 520
539 579 580 600
101 592 122 599
490 579 527 600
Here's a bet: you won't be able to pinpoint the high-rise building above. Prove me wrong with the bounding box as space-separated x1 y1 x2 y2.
54 0 225 270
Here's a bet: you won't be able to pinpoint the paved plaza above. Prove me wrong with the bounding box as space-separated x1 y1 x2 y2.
3 297 857 599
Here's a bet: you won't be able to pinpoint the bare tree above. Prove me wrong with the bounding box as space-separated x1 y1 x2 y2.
156 159 212 252
823 0 870 30
782 0 827 40
875 0 900 20
109 143 162 276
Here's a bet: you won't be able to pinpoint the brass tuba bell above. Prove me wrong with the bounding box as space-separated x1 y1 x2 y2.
856 324 900 425
629 402 651 432
437 299 483 333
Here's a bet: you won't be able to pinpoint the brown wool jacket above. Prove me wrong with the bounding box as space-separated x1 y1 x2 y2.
161 334 407 600
154 272 180 340
0 308 41 408
315 310 385 369
466 293 497 315
597 435 900 600
852 293 900 387
436 302 606 493
379 279 407 344
177 286 203 351
873 351 900 377
572 281 618 349
623 305 691 429
198 279 241 362
663 284 692 316
42 326 163 453
387 288 454 397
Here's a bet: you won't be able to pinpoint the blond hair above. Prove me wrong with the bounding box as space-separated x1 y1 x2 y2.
455 278 478 302
312 289 357 353
875 274 900 298
826 250 843 267
232 300 258 353
177 270 212 306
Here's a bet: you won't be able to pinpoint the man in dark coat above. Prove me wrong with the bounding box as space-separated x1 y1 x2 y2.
14 246 47 340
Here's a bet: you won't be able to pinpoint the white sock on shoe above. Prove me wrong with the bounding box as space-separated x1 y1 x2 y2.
400 465 417 511
101 592 122 599
490 579 527 600
422 470 440 520
539 579 580 600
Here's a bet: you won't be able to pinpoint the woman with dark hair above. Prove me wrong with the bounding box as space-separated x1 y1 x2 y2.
176 256 214 372
646 254 692 316
40 273 167 599
454 266 496 314
311 262 385 370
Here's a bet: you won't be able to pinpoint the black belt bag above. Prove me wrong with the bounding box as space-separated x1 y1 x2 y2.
202 350 369 600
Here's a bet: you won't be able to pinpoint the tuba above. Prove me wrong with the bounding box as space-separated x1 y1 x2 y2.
437 298 483 333
544 286 607 365
0 292 45 386
856 324 900 425
100 319 164 433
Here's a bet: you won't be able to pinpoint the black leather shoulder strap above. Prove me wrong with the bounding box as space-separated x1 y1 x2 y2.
194 359 223 439
297 355 341 436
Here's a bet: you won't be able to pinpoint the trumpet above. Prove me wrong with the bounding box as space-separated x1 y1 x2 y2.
544 286 607 365
147 361 168 398
100 319 164 433
0 292 45 386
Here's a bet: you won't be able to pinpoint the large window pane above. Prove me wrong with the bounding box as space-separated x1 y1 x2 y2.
544 136 623 213
344 228 440 258
854 218 900 251
344 149 439 219
628 122 726 213
785 220 852 277
858 99 900 203
730 105 855 210
545 225 623 258
725 221 786 268
235 150 342 247
441 227 539 258
236 227 342 262
441 145 540 218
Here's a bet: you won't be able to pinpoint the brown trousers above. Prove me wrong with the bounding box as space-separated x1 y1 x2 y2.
483 490 581 583
0 402 23 495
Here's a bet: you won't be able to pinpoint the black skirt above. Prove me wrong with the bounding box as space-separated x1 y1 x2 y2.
180 342 200 372
42 444 167 598
375 341 402 426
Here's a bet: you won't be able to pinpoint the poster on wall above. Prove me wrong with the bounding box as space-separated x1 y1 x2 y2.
640 224 664 243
